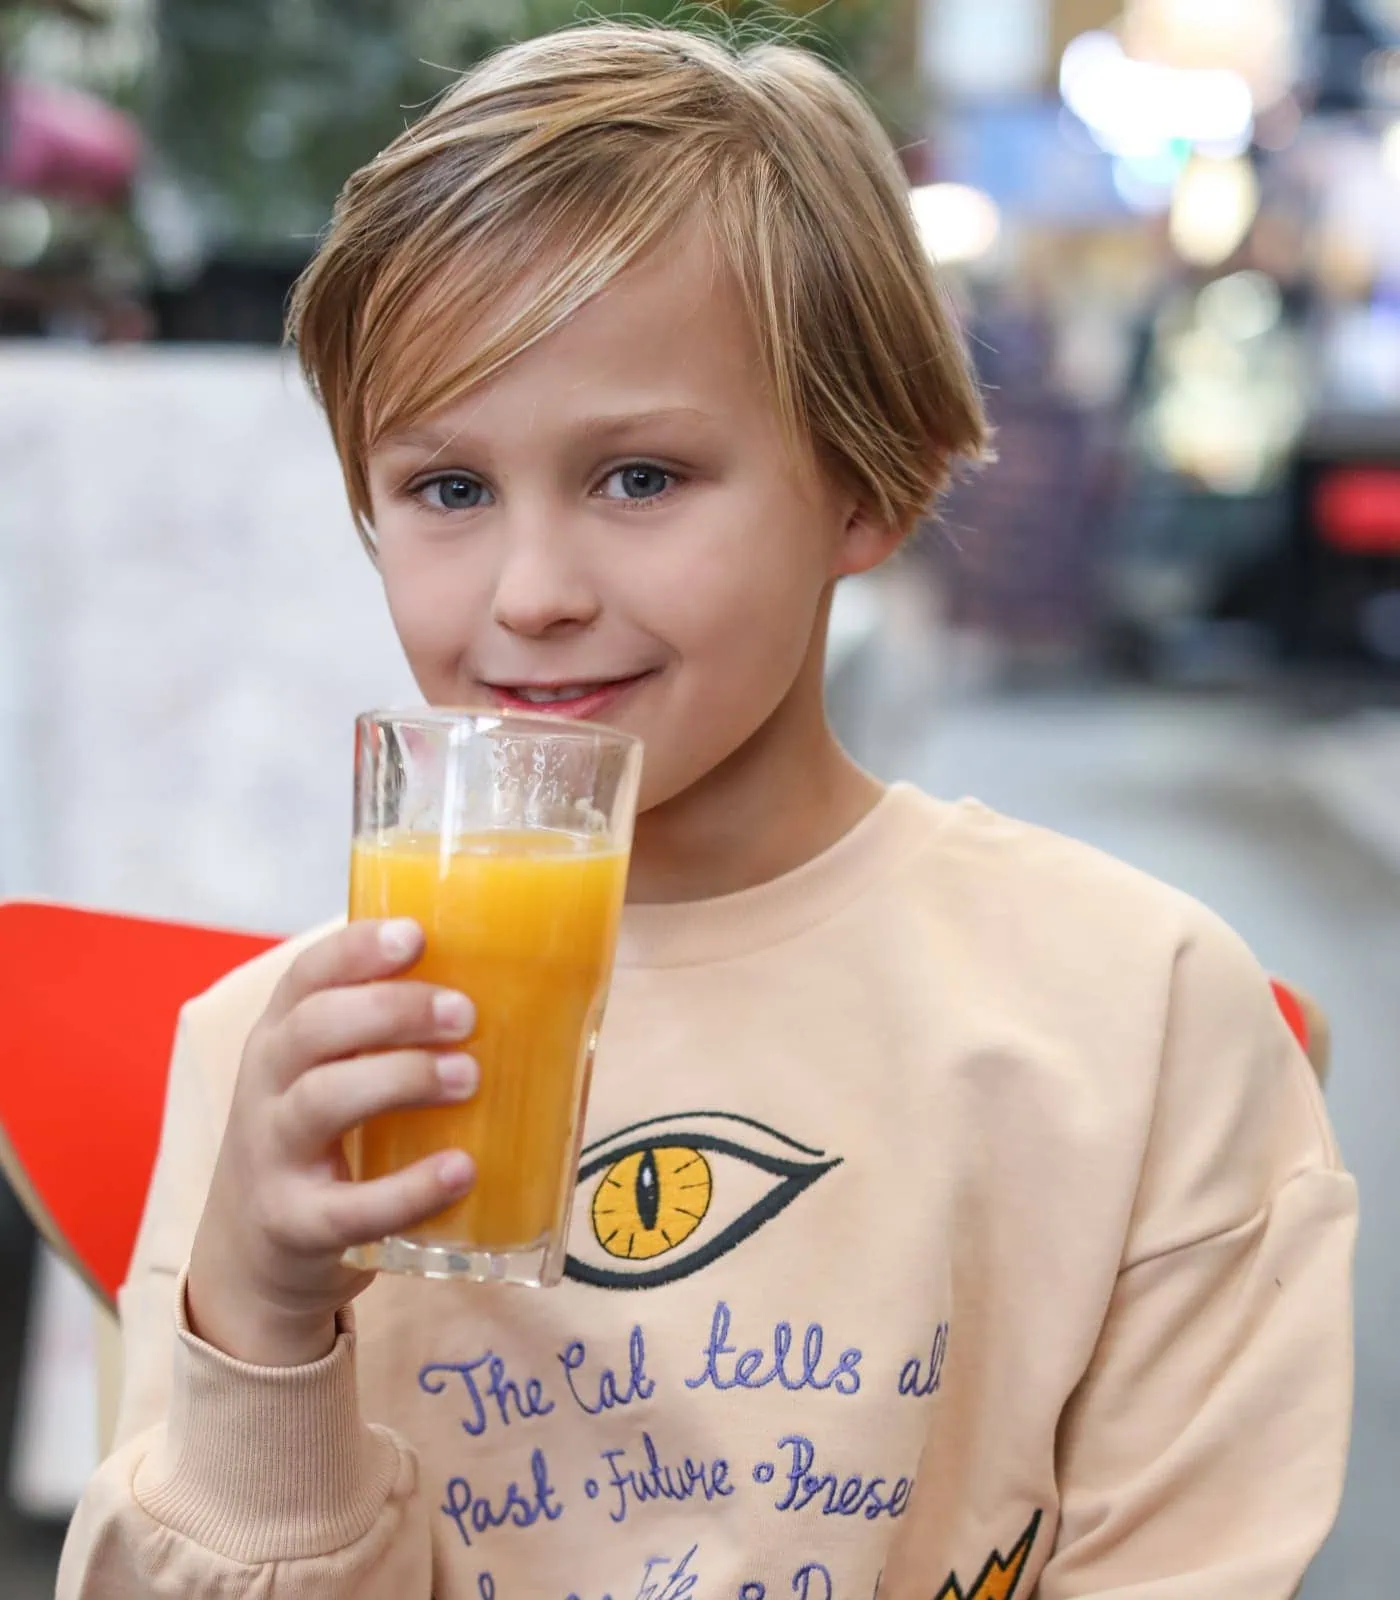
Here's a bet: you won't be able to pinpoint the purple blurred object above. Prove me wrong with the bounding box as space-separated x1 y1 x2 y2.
0 76 142 204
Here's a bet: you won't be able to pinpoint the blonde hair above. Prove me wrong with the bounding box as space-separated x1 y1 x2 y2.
289 21 988 550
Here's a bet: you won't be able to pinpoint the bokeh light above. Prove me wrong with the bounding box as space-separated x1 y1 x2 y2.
909 182 1001 265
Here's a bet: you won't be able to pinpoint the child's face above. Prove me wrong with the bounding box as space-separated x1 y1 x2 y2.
365 220 896 814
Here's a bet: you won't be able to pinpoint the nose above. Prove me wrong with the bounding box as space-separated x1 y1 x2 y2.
490 518 602 639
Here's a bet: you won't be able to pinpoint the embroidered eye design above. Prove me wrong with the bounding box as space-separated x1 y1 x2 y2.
564 1111 841 1291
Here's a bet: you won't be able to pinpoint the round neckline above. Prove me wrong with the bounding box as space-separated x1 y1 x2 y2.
615 783 948 969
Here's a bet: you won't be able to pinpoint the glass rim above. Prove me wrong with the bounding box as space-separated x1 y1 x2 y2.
356 704 642 752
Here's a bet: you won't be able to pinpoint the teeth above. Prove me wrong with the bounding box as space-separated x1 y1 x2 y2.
517 685 595 704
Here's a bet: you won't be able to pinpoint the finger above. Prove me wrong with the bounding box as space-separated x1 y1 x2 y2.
265 919 427 1023
275 981 475 1084
280 1049 479 1153
313 1150 477 1251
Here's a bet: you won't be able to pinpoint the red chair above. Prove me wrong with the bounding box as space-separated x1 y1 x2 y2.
0 902 278 1310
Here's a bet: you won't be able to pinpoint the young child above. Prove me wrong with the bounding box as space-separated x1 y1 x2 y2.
59 23 1355 1600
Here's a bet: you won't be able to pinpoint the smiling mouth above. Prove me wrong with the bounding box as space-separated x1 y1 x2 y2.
482 673 652 718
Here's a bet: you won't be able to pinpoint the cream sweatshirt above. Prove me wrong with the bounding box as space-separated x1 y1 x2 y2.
58 786 1357 1599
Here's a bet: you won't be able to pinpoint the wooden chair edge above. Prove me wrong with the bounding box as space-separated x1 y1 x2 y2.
0 1120 118 1313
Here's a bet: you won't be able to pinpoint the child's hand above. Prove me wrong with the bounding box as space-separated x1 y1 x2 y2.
186 919 478 1366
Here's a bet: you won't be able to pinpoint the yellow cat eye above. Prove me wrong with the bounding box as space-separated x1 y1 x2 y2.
590 1145 713 1261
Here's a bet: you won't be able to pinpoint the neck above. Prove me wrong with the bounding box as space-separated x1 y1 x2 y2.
625 595 885 904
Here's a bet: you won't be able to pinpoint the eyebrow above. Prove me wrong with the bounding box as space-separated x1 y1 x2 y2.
573 406 718 442
378 426 456 452
378 406 718 453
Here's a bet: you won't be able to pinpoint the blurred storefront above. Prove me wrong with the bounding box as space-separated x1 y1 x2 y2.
912 0 1400 681
0 0 147 337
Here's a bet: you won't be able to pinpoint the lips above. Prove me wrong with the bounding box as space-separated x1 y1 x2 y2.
482 672 651 721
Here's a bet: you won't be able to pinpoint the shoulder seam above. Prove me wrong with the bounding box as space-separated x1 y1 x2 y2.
1121 1163 1355 1274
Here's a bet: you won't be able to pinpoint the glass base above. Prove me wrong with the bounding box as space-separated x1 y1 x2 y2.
342 1232 560 1286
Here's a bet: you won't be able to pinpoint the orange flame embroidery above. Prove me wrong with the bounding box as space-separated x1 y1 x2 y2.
934 1509 1043 1600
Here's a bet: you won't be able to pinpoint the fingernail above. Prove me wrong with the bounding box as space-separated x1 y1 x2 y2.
433 991 474 1036
379 918 421 961
437 1150 473 1189
437 1053 478 1096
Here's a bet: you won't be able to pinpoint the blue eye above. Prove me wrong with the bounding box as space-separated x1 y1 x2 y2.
419 475 491 511
600 464 674 503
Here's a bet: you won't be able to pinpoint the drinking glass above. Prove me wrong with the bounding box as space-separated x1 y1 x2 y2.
342 708 642 1285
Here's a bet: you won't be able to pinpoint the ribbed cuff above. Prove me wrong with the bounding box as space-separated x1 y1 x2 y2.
133 1270 404 1563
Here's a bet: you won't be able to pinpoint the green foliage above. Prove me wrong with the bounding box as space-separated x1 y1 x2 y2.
148 0 900 258
519 1 887 73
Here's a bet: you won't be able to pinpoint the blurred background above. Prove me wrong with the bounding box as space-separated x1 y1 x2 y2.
2 0 1398 1592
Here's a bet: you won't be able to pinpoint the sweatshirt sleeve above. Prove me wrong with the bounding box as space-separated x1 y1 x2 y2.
56 983 435 1598
1038 911 1358 1598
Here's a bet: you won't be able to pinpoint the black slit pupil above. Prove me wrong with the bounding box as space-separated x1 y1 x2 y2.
635 1149 661 1231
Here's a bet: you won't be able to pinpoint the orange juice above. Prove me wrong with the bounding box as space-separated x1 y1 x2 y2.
346 829 628 1250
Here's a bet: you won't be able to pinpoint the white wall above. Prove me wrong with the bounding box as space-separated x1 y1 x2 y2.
0 346 416 935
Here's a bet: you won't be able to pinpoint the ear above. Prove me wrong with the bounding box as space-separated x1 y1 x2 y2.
831 499 907 580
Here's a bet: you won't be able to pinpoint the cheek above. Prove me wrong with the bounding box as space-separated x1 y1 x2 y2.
378 545 480 672
666 526 829 673
629 525 830 765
